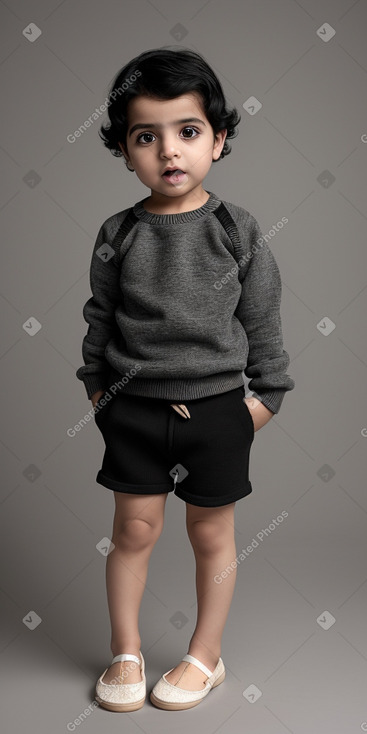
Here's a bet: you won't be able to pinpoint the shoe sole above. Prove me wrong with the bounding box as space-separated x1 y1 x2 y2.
149 670 225 710
95 693 146 712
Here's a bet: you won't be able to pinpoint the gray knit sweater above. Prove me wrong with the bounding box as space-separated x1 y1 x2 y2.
76 190 295 414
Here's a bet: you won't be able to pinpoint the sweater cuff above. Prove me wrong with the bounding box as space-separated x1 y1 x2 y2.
82 374 108 400
250 389 287 415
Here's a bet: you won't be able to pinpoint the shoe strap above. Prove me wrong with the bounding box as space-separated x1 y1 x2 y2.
182 654 214 678
111 653 141 665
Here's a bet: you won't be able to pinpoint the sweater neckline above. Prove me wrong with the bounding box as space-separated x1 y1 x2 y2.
132 190 221 224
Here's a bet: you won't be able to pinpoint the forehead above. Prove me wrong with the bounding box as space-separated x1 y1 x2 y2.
126 92 206 126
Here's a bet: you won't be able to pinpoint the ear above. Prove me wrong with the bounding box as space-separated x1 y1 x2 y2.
118 141 128 157
213 129 227 160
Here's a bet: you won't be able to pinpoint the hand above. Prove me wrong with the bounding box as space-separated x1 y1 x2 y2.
91 390 105 410
244 397 274 432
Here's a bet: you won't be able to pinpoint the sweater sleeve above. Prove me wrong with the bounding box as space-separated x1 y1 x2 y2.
75 219 122 399
234 214 295 414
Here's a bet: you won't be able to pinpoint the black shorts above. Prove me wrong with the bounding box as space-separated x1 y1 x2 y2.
94 385 255 508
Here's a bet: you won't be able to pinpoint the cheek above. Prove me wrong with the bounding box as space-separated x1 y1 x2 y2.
132 150 154 167
195 137 214 157
191 146 214 168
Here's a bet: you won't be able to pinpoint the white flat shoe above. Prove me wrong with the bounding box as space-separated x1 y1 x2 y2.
95 652 146 711
150 653 225 710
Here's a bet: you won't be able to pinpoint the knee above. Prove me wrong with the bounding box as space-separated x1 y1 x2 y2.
113 517 162 551
187 520 227 554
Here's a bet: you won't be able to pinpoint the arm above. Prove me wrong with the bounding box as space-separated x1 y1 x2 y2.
76 220 122 400
235 214 295 426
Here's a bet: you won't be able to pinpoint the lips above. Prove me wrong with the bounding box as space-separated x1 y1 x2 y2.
162 168 185 176
162 169 188 185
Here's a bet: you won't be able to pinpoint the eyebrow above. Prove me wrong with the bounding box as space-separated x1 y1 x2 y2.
128 118 207 137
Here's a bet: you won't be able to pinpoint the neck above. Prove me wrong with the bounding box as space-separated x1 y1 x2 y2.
143 187 209 215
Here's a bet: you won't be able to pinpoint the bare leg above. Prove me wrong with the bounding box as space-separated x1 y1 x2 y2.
102 491 168 685
165 502 237 690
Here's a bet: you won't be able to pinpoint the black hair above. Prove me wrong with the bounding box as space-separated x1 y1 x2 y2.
99 46 241 162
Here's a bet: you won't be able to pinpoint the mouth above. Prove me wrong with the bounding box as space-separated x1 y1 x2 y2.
162 168 187 184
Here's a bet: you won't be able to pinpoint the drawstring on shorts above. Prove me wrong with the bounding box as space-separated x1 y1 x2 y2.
170 403 191 419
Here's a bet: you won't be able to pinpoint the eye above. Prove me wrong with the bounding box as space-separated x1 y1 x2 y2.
135 126 200 144
181 126 200 138
136 132 155 144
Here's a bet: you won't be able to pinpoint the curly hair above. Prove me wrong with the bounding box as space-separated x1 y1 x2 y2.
99 46 241 162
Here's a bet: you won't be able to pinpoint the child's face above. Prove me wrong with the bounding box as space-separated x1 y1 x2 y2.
118 92 227 201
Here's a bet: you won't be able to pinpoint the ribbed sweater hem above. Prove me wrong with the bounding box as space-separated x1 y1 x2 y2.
106 368 245 401
81 369 288 413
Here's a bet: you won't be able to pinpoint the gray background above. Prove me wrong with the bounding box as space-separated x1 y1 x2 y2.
1 0 367 732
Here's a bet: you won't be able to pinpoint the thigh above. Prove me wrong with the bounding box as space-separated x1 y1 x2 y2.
186 500 236 531
95 391 174 493
172 387 254 507
112 490 169 533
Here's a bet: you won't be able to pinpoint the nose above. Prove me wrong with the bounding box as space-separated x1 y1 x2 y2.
159 132 182 160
